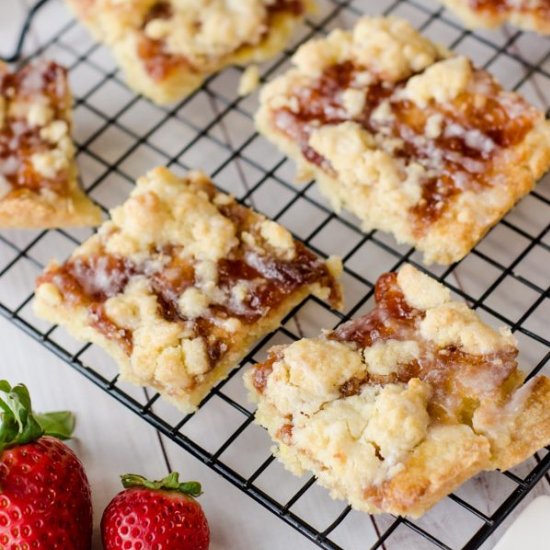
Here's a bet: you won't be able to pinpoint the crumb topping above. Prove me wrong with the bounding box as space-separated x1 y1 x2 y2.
91 0 306 81
246 264 531 514
36 167 341 393
260 16 541 236
0 61 74 199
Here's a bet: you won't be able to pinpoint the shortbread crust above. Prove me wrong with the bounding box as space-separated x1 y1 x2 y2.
66 0 313 104
246 265 550 517
256 17 550 264
34 167 342 412
0 61 101 228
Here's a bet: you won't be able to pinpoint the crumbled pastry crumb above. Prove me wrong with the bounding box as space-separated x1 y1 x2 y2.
0 174 12 200
178 288 210 319
143 18 171 41
40 120 69 143
31 150 69 179
419 302 516 355
27 102 53 127
403 56 472 107
364 339 420 375
246 265 550 517
260 219 296 259
34 167 343 413
350 17 438 81
255 15 550 265
425 113 444 139
396 264 450 310
342 88 366 117
108 170 239 262
182 337 210 376
231 282 249 304
238 65 261 96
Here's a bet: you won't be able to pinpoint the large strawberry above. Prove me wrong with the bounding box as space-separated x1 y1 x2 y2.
0 380 92 549
101 472 210 549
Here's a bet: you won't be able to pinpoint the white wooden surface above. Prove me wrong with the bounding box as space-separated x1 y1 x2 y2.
0 0 549 549
0 317 316 550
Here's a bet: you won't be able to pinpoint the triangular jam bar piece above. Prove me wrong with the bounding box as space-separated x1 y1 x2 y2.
256 17 550 264
65 0 313 104
0 61 101 229
34 167 342 412
246 265 550 517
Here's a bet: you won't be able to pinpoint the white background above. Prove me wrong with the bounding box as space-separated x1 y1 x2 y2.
1 0 549 548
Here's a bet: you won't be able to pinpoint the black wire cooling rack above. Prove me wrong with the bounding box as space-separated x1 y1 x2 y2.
1 0 549 548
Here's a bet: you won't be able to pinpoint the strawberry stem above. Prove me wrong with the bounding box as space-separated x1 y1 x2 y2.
0 381 74 451
121 472 202 497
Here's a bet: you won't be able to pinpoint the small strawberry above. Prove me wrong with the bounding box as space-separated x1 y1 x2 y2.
101 472 210 550
0 380 92 549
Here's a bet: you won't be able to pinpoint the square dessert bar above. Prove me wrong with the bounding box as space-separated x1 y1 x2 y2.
34 167 342 412
256 17 550 264
0 61 101 228
246 265 550 517
440 0 550 34
65 0 313 104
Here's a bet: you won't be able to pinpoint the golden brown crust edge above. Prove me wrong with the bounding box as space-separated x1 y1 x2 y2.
368 426 491 518
440 0 550 35
34 271 329 413
0 178 102 229
255 88 550 265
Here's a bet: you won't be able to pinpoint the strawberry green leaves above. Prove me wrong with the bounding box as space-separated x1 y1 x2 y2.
0 381 74 451
121 472 202 498
35 411 75 440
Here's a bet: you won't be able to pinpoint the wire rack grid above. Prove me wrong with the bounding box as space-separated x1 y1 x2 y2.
0 0 549 548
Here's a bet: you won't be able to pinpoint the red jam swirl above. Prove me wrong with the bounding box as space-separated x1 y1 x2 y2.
38 239 337 366
0 62 70 195
137 0 305 80
272 60 537 234
251 271 519 424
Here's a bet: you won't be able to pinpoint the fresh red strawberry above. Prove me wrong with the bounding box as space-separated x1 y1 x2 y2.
101 472 210 550
0 380 92 549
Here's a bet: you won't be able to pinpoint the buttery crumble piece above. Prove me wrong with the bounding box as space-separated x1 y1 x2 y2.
65 0 314 104
439 0 550 34
34 167 342 413
238 65 261 96
255 16 550 264
245 264 550 518
0 61 101 228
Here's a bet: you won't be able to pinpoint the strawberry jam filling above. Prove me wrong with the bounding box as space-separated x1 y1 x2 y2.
0 62 70 195
137 0 305 81
254 271 518 422
38 238 337 367
271 60 537 234
332 273 518 421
